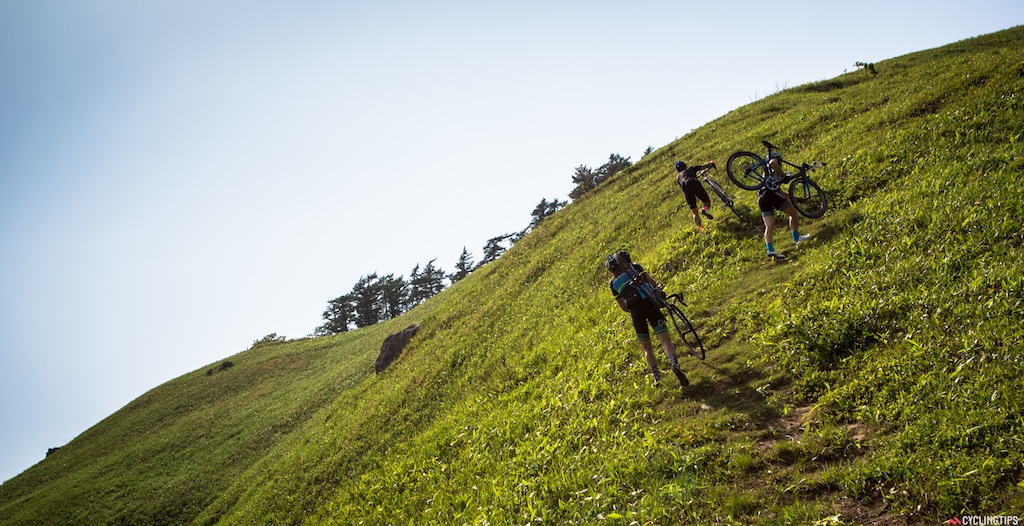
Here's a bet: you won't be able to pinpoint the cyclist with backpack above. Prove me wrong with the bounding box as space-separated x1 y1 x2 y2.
675 160 717 230
604 251 689 387
759 151 809 259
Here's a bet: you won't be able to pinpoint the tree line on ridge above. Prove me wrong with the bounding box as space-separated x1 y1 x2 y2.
312 152 638 335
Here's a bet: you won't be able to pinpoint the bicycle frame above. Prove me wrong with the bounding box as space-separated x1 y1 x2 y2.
699 167 722 190
700 167 739 217
752 141 825 185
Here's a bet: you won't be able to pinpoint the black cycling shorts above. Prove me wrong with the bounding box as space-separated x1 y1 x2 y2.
758 189 791 216
680 178 711 210
629 300 669 340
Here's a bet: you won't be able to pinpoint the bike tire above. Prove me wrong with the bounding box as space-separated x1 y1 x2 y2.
788 177 828 218
726 151 766 191
665 302 705 360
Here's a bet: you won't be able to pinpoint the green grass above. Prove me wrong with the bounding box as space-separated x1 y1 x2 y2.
3 26 1024 526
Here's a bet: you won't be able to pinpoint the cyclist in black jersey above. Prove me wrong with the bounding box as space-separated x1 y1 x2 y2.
604 251 688 386
675 160 717 230
758 151 808 258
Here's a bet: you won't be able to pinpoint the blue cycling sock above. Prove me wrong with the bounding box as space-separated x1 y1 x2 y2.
792 230 800 242
766 242 775 252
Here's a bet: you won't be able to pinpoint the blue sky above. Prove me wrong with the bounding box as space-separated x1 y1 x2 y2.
1 0 1020 485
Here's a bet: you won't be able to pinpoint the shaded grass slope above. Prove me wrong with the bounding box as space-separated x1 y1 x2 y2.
2 26 1023 526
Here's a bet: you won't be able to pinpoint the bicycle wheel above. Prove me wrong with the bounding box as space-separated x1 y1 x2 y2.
707 180 741 219
788 177 828 218
665 302 705 360
726 151 766 191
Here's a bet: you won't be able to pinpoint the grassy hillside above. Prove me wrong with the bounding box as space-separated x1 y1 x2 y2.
2 26 1023 525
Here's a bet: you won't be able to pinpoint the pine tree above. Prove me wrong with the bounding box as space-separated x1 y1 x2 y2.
351 273 382 328
377 273 409 320
450 247 475 283
594 153 631 183
419 259 447 297
529 198 565 229
478 234 513 267
313 293 355 335
408 264 425 307
569 165 595 200
569 154 632 200
409 260 447 306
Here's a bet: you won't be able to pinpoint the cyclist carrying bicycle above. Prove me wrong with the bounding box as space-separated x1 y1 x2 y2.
758 150 809 259
604 251 688 386
675 160 717 230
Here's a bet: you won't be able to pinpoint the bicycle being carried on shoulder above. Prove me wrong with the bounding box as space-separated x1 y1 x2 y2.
725 141 829 218
612 253 706 360
699 166 741 219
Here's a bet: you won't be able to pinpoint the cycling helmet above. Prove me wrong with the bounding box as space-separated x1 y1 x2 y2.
603 251 632 271
675 161 687 172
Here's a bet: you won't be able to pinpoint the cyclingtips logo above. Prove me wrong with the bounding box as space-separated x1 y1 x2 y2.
944 516 1020 525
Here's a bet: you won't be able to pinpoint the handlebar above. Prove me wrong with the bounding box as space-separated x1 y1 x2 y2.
665 292 686 304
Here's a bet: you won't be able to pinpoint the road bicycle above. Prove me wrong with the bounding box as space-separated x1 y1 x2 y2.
699 166 741 219
725 140 829 218
611 253 706 360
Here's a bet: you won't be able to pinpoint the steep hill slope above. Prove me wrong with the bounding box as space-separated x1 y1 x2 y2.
2 26 1023 525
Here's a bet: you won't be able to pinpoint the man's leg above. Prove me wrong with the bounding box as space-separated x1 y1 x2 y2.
639 338 661 383
784 202 808 245
655 331 678 366
655 331 688 386
759 191 783 256
695 183 714 220
701 201 714 220
685 186 703 230
763 212 782 256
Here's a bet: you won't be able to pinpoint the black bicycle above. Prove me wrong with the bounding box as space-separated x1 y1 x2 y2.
612 253 706 360
725 140 828 218
658 292 705 360
699 166 741 219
